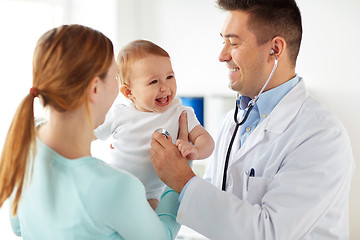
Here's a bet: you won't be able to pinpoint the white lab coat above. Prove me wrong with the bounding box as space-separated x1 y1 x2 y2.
177 79 355 240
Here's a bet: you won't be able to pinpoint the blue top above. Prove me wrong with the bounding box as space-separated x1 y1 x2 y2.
239 76 299 146
10 139 180 240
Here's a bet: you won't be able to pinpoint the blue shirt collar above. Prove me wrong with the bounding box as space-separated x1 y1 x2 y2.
238 96 252 110
238 75 300 117
257 75 299 119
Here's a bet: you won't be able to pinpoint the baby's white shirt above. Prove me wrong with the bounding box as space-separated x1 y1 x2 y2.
94 98 200 199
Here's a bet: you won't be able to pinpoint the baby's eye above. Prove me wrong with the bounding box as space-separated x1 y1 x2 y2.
149 80 158 85
166 75 174 80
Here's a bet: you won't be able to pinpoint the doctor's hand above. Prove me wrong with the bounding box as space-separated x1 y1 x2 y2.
150 111 195 194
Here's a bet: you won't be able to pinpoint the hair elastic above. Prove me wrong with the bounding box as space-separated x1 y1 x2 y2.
29 87 39 97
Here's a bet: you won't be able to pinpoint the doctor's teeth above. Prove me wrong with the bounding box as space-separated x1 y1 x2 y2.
230 68 239 72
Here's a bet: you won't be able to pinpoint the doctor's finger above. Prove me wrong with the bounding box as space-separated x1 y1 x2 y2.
150 151 161 168
150 147 159 159
152 132 172 148
150 140 163 157
151 137 163 154
150 142 168 164
177 111 189 142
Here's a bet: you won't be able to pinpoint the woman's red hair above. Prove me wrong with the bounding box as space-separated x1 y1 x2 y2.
0 25 114 215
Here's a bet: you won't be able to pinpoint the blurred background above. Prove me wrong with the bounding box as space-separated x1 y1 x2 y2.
0 0 359 239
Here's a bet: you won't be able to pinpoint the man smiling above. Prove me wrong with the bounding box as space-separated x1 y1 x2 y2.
151 0 355 239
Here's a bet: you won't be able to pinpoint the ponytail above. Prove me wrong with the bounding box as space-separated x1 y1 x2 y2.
0 91 37 215
0 24 114 216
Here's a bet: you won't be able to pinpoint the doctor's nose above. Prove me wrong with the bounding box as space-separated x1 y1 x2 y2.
219 45 231 63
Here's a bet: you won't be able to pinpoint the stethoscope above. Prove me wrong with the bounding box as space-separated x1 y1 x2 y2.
221 50 278 191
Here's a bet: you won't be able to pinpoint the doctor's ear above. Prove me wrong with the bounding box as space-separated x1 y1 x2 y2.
120 85 133 100
270 36 286 59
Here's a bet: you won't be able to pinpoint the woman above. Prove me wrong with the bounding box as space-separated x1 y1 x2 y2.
0 24 180 240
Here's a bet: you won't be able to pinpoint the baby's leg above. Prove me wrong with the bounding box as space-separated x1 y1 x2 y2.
148 199 159 210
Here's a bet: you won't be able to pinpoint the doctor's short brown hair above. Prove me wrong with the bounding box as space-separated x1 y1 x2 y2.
217 0 302 66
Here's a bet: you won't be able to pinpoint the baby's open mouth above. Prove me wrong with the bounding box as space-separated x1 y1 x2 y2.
156 96 170 105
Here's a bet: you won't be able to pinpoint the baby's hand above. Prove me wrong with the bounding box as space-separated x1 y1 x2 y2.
176 139 198 160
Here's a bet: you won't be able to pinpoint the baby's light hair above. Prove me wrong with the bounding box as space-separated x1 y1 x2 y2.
117 40 170 86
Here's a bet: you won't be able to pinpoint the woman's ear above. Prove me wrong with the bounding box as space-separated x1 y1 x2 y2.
120 85 133 100
89 76 101 103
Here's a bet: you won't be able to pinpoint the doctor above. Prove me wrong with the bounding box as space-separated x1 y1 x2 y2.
151 0 355 239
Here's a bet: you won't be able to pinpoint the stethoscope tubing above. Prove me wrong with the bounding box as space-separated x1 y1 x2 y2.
221 103 254 190
221 54 278 191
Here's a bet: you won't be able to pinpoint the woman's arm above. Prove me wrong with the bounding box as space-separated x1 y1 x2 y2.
93 172 181 240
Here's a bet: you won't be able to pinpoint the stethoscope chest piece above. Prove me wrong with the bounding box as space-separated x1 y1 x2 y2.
155 128 170 139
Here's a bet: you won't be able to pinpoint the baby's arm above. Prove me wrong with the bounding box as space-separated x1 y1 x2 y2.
176 125 214 160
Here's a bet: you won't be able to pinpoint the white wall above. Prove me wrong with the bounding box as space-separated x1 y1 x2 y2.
0 0 359 239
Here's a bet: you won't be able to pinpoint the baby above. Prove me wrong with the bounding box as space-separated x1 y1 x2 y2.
94 40 214 210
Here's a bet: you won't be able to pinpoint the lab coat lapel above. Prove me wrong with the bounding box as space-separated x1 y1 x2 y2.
230 119 267 166
229 79 307 167
265 79 307 134
226 108 266 167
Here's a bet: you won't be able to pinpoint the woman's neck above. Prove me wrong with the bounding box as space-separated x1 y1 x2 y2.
37 107 94 159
